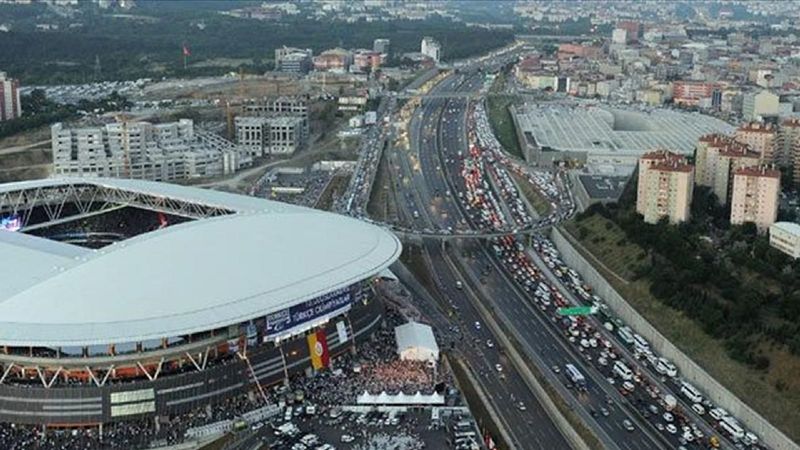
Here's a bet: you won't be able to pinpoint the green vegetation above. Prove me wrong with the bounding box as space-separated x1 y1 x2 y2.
564 180 800 441
0 89 130 140
486 71 523 159
0 2 513 84
510 171 552 217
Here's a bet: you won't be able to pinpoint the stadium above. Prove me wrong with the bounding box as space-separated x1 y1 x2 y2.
0 178 401 426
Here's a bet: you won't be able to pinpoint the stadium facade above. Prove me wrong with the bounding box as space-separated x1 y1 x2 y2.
0 178 401 425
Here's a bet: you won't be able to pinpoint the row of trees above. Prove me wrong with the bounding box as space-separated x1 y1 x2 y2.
577 182 800 371
0 89 131 140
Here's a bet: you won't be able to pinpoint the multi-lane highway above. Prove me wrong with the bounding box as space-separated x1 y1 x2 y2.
388 66 684 450
387 74 574 450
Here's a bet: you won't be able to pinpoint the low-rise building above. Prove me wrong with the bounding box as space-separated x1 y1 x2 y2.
769 222 800 259
636 150 694 224
274 46 313 73
312 48 352 72
730 165 780 232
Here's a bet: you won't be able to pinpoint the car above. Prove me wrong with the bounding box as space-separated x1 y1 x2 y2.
486 339 494 348
517 402 526 411
474 321 481 330
551 365 561 374
666 424 678 434
622 381 635 392
663 412 674 423
622 420 635 432
691 403 705 415
495 364 503 372
600 407 610 417
709 408 728 421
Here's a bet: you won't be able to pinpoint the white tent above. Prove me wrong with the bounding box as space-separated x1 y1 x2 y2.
394 321 439 362
357 391 445 405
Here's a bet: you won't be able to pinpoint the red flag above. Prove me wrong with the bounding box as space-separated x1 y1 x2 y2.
307 329 330 370
182 44 191 57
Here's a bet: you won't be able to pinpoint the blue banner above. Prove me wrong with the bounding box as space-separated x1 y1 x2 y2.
265 286 353 337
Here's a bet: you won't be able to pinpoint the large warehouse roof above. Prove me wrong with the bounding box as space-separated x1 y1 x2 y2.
0 178 402 347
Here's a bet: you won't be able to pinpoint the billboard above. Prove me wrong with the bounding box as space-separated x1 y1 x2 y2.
265 286 353 337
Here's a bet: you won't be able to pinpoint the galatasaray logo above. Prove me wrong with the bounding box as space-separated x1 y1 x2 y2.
315 341 324 357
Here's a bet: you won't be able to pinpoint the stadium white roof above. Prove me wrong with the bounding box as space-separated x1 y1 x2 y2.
0 178 402 347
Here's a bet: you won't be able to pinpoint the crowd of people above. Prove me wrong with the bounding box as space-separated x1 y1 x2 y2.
0 305 454 450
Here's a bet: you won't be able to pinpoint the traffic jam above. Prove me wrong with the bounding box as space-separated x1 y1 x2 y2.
445 99 765 450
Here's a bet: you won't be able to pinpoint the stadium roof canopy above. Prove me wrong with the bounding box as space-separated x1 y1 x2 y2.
0 178 402 347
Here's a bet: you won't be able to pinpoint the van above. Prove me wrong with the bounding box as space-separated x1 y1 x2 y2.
632 333 650 353
719 416 744 441
617 327 634 345
680 381 703 404
655 357 678 377
613 361 633 381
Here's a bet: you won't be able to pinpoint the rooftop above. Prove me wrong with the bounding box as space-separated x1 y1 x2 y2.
0 178 402 347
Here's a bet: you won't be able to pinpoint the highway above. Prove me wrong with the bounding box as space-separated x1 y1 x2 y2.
387 74 574 450
389 66 680 450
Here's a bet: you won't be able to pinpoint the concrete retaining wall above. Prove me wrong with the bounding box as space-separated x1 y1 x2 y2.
550 227 800 450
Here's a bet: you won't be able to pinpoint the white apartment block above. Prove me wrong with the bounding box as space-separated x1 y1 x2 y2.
51 119 242 182
730 165 780 232
636 150 694 224
694 134 759 205
421 36 441 62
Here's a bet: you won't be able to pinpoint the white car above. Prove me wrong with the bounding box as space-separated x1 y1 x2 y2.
709 408 728 421
691 403 705 416
666 424 677 434
663 412 674 423
495 364 503 372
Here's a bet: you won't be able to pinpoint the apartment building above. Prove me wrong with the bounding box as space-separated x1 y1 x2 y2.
694 134 760 205
673 81 715 107
312 48 352 72
242 96 309 138
235 115 305 157
421 36 441 62
730 165 780 232
373 38 390 55
779 118 800 183
636 150 694 224
274 46 312 73
51 119 239 181
0 71 21 121
742 90 779 121
735 121 778 165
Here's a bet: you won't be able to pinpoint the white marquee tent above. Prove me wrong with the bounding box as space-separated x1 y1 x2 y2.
394 321 439 362
356 391 445 405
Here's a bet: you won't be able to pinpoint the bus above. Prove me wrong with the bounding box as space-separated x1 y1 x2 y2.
719 416 745 441
680 381 703 404
565 364 586 387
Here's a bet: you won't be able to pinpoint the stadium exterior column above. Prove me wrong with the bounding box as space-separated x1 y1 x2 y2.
278 345 290 387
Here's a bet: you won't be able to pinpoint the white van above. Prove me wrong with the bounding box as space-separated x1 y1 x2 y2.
655 357 678 377
617 327 634 345
632 333 650 354
680 381 703 404
613 361 633 381
719 416 745 441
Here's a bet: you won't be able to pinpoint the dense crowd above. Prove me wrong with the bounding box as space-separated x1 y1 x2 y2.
0 306 451 450
351 431 426 450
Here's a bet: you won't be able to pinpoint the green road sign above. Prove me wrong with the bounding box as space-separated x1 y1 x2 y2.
557 306 597 316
